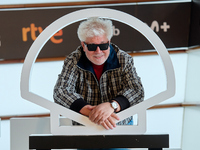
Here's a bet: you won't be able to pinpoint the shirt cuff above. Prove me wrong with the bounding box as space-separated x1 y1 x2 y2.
113 95 130 111
70 98 88 113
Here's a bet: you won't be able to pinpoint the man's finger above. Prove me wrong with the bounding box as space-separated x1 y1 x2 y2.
101 122 109 130
107 116 117 128
111 113 120 120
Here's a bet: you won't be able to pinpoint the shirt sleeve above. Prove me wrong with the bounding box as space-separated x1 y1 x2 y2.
115 55 144 110
114 95 130 111
53 57 85 113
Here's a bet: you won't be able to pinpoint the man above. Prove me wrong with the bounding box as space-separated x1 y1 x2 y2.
53 17 144 130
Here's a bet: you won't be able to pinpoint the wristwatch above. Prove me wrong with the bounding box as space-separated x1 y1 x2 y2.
110 101 118 112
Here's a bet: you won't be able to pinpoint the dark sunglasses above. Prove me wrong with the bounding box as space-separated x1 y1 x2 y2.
84 42 110 51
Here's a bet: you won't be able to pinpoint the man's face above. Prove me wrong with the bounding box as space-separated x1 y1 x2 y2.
81 34 110 65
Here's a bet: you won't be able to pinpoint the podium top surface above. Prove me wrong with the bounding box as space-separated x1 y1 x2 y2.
29 134 169 149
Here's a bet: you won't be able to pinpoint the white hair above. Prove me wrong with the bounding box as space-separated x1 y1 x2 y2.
77 17 113 41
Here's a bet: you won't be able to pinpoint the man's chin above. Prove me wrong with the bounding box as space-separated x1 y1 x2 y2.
92 61 105 65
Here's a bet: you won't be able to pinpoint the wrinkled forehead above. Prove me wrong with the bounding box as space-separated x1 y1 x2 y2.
85 34 108 43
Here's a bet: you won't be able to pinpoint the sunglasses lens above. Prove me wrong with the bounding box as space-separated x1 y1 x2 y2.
99 43 109 50
87 44 97 51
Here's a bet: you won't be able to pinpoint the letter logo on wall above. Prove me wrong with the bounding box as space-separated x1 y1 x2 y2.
113 25 120 36
20 8 175 135
22 23 63 44
150 21 170 32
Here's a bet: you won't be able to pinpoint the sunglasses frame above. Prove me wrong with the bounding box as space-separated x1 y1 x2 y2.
84 42 110 51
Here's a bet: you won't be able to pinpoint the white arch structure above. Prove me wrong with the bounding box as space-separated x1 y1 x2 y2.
20 8 175 135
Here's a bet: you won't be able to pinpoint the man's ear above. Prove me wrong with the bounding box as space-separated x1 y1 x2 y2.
81 42 85 52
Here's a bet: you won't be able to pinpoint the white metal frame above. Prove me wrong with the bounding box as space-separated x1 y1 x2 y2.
20 8 175 135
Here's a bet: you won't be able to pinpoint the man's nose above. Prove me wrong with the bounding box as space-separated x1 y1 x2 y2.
95 46 101 53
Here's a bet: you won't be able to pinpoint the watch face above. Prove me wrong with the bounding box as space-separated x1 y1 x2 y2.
112 102 118 109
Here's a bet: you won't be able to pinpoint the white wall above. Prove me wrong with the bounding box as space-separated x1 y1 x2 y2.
0 120 10 150
182 49 200 150
0 53 188 116
134 53 187 149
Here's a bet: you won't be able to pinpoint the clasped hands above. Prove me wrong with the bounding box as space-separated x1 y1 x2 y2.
80 102 120 130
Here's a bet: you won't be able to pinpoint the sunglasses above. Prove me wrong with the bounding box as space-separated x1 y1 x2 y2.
84 42 110 51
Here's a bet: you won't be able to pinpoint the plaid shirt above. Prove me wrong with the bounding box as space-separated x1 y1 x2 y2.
53 43 144 125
